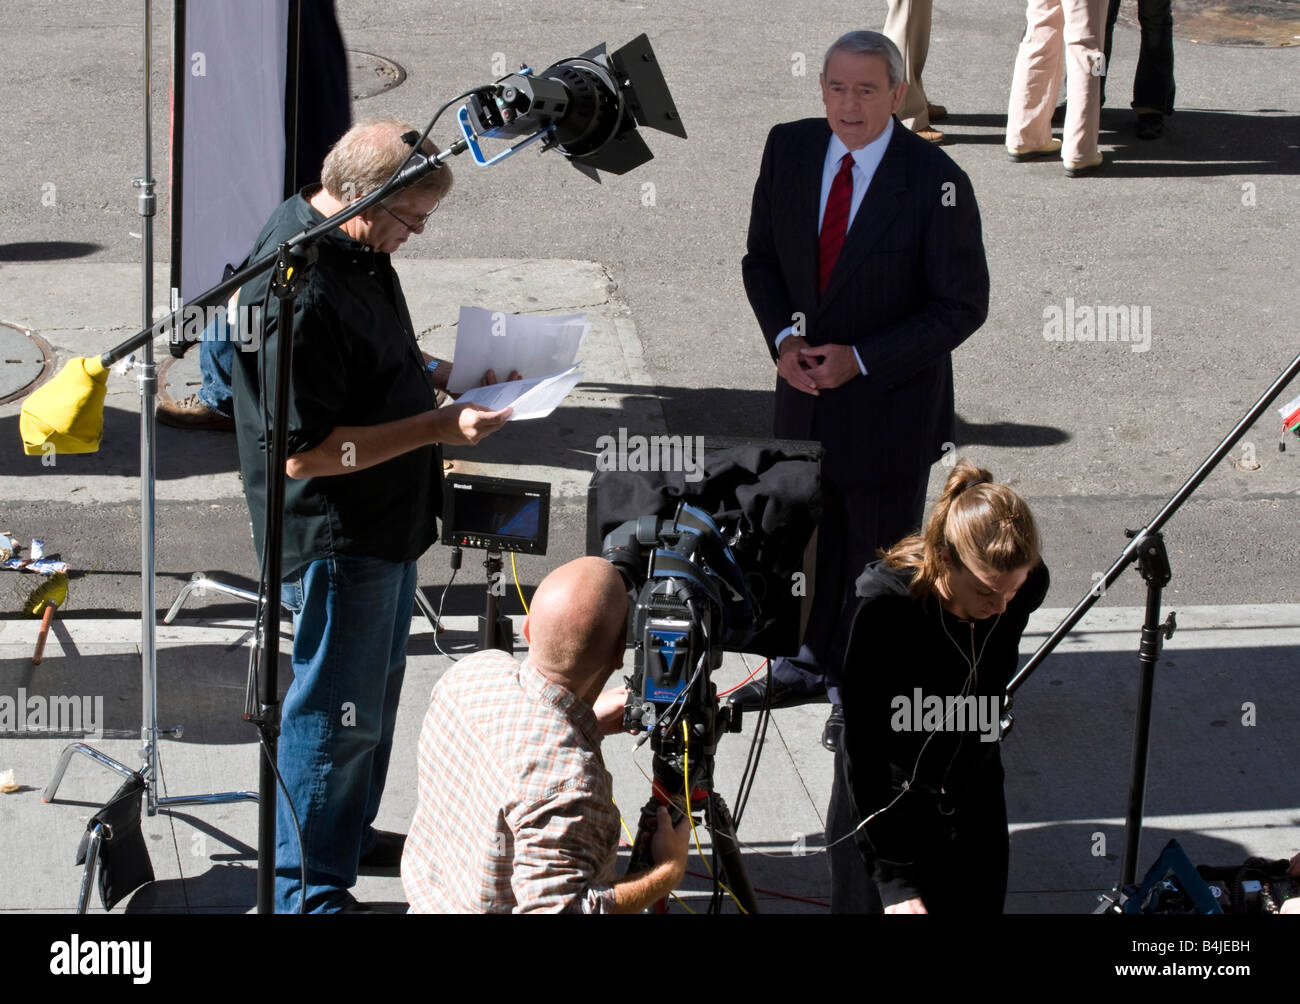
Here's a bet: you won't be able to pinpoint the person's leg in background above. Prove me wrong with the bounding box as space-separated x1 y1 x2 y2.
884 0 941 141
156 314 236 430
1131 0 1174 137
742 479 853 709
198 325 235 418
1101 0 1121 106
1060 0 1106 174
1007 0 1067 160
821 471 928 734
739 467 925 747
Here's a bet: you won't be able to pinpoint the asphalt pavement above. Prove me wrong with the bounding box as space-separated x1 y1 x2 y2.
0 1 1297 924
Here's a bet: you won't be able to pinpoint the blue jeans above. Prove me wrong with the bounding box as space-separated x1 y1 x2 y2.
275 553 418 913
197 318 235 417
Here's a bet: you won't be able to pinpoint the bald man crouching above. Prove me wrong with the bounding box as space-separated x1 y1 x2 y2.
402 557 690 913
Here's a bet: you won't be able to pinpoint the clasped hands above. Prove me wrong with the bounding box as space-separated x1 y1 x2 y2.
777 336 859 395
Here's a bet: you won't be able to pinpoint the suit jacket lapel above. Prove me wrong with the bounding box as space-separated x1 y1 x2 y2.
789 123 827 314
817 120 909 316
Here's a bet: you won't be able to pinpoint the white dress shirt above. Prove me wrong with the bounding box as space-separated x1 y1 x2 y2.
774 116 895 375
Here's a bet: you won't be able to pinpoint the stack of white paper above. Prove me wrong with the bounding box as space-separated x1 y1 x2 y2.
445 306 588 421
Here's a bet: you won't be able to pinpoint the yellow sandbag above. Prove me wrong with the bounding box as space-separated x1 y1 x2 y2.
19 355 108 455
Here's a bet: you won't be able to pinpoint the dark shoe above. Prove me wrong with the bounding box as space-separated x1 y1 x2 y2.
338 896 382 914
358 829 406 873
821 705 845 753
728 674 803 711
926 102 948 123
1134 112 1164 140
156 393 235 431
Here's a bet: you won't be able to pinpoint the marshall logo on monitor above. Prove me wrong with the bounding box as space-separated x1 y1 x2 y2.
441 475 551 555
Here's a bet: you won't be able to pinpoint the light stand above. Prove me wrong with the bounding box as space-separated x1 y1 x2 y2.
44 0 256 830
1000 348 1300 912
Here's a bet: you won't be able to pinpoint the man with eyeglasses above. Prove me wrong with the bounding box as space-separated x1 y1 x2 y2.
230 118 512 913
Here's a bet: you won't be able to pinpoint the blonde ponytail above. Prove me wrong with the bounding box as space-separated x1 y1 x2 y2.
879 459 1040 599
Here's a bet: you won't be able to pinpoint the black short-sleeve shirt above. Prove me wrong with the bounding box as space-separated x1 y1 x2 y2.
231 189 443 576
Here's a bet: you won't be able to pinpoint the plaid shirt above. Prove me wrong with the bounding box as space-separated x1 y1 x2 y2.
402 649 619 913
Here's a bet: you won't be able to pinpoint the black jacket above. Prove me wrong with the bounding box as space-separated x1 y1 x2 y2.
842 558 1049 906
231 190 443 576
741 117 990 488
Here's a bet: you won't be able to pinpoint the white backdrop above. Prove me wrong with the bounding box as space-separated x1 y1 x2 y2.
173 0 289 303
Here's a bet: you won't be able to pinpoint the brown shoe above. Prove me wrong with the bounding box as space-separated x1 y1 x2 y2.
156 393 235 431
916 128 944 145
927 103 948 123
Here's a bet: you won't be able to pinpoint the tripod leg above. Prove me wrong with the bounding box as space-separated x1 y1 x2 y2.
413 586 441 634
706 792 759 914
77 825 104 914
626 798 669 914
44 743 135 803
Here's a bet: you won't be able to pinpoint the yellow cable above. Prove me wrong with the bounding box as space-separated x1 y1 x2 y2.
617 805 636 847
510 552 529 614
681 722 709 869
681 721 748 914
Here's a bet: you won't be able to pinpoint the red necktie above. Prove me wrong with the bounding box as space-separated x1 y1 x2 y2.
818 152 855 294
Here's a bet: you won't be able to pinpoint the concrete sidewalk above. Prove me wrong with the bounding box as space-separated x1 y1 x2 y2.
2 602 1296 914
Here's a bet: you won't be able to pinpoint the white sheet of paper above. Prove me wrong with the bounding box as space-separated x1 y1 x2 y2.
446 306 588 394
453 365 584 421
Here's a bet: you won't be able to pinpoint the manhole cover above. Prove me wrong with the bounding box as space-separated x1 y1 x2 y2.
350 50 407 100
1117 0 1300 46
157 351 202 406
0 323 52 404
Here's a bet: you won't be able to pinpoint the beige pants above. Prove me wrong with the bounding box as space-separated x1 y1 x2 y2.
884 0 932 131
1005 0 1106 164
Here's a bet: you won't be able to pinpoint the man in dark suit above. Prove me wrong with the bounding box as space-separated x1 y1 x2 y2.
738 30 989 756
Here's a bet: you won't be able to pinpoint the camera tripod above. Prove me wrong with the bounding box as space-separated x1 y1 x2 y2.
626 700 759 914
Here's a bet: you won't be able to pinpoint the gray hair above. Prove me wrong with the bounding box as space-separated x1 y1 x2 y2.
822 31 904 90
320 118 453 204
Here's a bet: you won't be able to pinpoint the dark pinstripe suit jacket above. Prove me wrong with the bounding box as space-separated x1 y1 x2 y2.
742 116 989 489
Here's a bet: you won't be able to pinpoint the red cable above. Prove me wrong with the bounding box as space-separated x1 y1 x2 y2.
716 658 768 698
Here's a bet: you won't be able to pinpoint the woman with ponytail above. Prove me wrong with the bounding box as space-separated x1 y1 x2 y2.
833 458 1049 913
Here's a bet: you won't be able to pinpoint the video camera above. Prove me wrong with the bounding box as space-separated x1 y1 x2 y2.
588 439 822 912
602 503 752 739
589 439 823 751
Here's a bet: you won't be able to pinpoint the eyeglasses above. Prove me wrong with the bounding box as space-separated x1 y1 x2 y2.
378 201 439 232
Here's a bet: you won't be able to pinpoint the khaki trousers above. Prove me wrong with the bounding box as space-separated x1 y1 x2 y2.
883 0 932 131
1006 0 1106 164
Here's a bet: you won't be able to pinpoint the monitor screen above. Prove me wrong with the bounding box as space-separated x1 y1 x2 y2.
442 476 550 554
